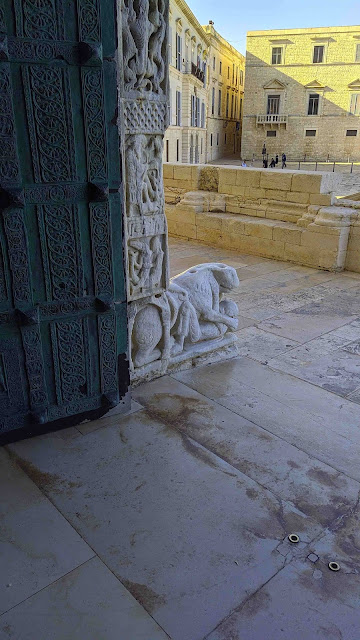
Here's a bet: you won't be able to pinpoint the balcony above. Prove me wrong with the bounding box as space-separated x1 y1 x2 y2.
185 62 205 84
256 114 288 127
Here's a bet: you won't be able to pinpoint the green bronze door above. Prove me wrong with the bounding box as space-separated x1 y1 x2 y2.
0 0 129 441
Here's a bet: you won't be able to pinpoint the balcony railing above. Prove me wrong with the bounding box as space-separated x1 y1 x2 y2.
184 62 204 83
256 114 288 126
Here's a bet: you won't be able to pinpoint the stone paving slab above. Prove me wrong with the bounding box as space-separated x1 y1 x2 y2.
0 557 170 640
270 349 360 397
0 448 94 615
134 375 360 527
234 326 299 361
258 310 358 342
204 356 360 441
173 359 360 481
7 411 321 640
206 559 360 640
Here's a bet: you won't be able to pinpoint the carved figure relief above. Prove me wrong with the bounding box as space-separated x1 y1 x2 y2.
125 134 164 218
122 0 167 94
131 264 239 370
128 234 164 296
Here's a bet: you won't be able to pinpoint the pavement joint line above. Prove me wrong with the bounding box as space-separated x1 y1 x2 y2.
168 371 360 485
141 386 360 539
2 448 172 639
0 555 96 618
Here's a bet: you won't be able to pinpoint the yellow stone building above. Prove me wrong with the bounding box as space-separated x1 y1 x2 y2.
242 26 360 162
203 22 245 161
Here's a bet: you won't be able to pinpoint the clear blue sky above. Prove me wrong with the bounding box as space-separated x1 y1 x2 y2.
188 0 360 55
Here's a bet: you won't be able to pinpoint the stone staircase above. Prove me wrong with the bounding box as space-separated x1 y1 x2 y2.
163 164 359 272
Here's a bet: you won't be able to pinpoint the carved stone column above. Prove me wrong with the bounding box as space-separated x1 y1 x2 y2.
119 0 239 383
119 0 170 381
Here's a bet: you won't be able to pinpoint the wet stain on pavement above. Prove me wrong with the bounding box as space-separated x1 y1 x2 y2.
121 578 166 614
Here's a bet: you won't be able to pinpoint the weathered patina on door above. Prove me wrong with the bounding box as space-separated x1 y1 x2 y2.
0 0 129 440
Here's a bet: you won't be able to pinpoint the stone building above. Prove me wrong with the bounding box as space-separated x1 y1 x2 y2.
163 0 209 165
241 26 360 162
203 22 245 162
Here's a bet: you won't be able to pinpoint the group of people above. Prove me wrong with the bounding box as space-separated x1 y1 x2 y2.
262 144 286 169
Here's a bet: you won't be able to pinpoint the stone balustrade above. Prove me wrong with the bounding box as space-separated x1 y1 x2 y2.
164 163 360 272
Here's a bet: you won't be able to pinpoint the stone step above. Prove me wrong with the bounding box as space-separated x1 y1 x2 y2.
165 206 351 270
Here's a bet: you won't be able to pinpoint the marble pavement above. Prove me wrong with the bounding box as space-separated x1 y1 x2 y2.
2 238 360 639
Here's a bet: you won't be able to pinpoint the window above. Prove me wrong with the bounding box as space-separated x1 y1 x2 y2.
231 94 234 119
176 34 182 70
227 66 230 79
226 92 229 117
346 129 358 137
305 129 317 137
169 26 172 65
191 95 195 126
308 93 319 115
267 94 280 115
218 89 221 116
210 133 213 147
356 44 360 62
235 96 238 119
176 90 181 126
211 87 215 115
201 137 203 154
219 60 222 74
176 138 179 161
350 94 360 115
240 70 243 86
224 133 227 144
271 47 282 65
166 139 169 162
239 98 242 119
267 130 276 137
313 45 324 64
235 67 238 85
232 63 235 84
190 134 193 163
203 62 207 88
217 132 219 145
213 56 215 70
195 97 200 127
201 101 205 128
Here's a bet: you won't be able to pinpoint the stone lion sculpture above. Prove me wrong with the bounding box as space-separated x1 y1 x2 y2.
132 263 239 368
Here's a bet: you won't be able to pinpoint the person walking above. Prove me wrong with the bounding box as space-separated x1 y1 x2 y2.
269 157 276 168
281 152 287 169
263 157 268 168
275 154 279 165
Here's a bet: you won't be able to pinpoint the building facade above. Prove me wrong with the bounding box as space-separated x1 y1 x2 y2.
164 0 209 165
242 26 360 162
203 23 245 162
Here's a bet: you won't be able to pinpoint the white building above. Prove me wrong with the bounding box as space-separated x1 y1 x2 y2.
164 0 209 164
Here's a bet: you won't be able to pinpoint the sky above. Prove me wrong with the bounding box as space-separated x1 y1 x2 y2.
187 0 360 55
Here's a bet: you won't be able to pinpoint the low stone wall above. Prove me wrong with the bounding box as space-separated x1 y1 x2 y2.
164 163 360 272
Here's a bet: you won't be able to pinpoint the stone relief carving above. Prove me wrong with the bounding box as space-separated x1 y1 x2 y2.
120 0 239 382
122 0 167 94
130 264 239 373
125 134 164 218
128 234 164 297
124 100 167 134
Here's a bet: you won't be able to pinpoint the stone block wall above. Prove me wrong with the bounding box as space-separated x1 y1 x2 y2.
164 164 360 272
